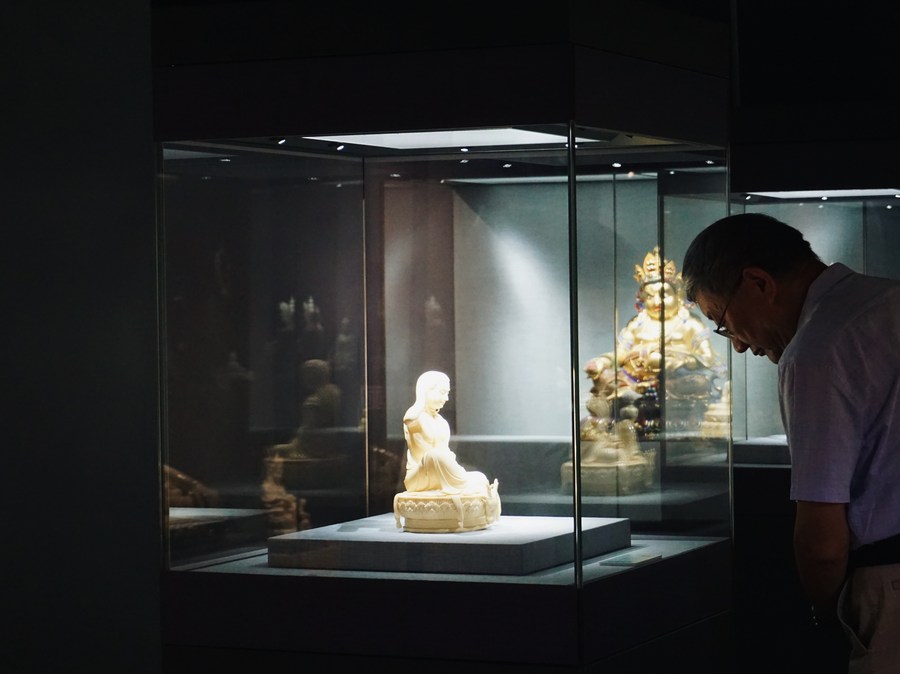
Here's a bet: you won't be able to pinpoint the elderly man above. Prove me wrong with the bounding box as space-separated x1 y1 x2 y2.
681 213 900 674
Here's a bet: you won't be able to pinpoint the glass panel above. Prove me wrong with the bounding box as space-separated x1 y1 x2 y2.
159 144 367 566
372 140 575 518
574 133 730 579
368 131 581 579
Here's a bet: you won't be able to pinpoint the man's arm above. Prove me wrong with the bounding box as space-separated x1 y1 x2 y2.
793 500 850 623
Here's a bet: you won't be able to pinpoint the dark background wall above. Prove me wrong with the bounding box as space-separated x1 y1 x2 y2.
5 2 160 672
730 1 900 191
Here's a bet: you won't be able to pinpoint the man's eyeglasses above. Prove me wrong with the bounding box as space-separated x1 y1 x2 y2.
713 278 742 338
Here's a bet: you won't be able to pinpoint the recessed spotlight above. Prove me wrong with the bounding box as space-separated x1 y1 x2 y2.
336 144 345 151
390 173 401 178
277 138 286 145
612 162 622 168
706 160 715 165
460 159 469 164
821 196 828 201
745 195 752 200
308 176 318 181
460 147 469 153
502 163 512 169
219 158 231 162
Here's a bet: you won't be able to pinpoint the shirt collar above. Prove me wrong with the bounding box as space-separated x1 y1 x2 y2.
797 262 854 327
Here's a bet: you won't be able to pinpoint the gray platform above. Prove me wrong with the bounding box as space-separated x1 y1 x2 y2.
268 513 630 575
733 434 790 465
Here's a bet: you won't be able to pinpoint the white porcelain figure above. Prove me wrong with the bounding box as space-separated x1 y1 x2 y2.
394 371 500 532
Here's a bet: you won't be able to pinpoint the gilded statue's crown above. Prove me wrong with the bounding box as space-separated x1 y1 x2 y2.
634 246 680 286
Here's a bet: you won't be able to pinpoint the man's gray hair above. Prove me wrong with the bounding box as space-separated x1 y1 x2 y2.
681 213 821 302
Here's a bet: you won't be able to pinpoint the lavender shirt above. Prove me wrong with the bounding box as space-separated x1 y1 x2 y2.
780 263 900 548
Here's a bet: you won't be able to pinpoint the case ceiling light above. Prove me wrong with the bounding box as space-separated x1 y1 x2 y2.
447 173 656 185
304 128 591 150
749 189 900 199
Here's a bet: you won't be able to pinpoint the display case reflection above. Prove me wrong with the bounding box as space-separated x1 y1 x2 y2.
160 146 367 563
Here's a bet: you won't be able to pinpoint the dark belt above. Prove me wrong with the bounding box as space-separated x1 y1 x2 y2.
850 531 900 568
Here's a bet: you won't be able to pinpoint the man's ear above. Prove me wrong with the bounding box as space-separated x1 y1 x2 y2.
742 266 777 301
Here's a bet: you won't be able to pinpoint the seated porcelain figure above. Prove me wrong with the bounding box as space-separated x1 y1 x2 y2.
393 370 500 532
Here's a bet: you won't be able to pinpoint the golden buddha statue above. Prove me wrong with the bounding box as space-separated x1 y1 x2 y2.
589 247 725 438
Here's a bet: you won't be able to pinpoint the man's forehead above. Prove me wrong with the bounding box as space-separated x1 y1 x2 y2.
693 290 722 316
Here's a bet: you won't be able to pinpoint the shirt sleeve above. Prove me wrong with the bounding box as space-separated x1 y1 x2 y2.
781 343 862 504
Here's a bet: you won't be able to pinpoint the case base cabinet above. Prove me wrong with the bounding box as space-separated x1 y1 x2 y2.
164 612 732 674
161 540 732 671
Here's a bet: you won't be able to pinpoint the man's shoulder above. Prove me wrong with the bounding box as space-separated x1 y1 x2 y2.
813 268 900 321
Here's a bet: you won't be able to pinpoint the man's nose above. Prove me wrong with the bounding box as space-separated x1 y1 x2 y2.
731 337 750 353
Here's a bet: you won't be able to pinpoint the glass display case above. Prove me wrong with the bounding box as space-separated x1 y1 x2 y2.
728 189 900 464
159 123 730 580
